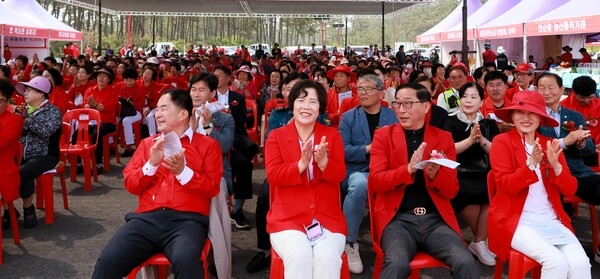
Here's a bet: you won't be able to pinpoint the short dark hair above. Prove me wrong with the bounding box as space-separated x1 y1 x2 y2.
16 55 29 65
46 68 63 86
213 64 231 76
484 71 508 84
370 64 387 75
190 72 218 92
483 62 497 71
473 66 488 81
572 76 597 97
502 65 516 72
287 80 328 115
432 63 445 76
142 66 158 81
44 56 57 64
0 79 14 100
396 83 431 102
458 82 484 100
0 65 11 79
163 88 193 119
355 67 376 78
269 70 284 87
122 67 138 80
414 76 435 92
283 71 308 86
535 72 563 88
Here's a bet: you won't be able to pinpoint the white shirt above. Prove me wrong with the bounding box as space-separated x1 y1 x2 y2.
519 143 558 224
217 89 229 107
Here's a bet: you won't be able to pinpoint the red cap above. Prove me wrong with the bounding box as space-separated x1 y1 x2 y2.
513 63 534 74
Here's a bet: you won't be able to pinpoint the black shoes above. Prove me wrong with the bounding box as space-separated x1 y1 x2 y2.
246 251 271 273
23 205 37 229
1 209 20 230
120 149 134 157
230 210 251 230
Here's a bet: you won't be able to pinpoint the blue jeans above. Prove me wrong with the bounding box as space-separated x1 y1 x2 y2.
342 171 368 243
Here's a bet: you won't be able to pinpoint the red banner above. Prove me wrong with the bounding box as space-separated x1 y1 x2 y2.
4 24 49 38
527 16 600 36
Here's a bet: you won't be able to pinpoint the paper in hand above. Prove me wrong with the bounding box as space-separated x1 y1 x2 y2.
413 158 460 170
162 131 183 157
204 101 225 113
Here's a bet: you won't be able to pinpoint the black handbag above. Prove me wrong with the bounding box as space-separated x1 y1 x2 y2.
457 155 489 173
119 97 137 119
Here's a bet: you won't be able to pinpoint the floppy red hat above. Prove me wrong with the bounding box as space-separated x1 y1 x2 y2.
326 65 356 82
513 63 534 74
494 91 558 127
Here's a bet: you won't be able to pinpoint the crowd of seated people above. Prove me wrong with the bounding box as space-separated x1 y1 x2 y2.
2 43 600 278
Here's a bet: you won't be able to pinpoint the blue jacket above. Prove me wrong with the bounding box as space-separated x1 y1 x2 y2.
339 106 398 174
539 106 596 178
208 111 235 190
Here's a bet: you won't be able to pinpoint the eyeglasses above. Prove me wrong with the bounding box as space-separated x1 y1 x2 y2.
357 86 378 94
391 100 426 109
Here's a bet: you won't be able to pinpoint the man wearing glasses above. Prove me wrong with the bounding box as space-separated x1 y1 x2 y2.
369 83 480 278
338 74 398 274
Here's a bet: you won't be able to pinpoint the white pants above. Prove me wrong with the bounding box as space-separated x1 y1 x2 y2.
122 111 142 145
270 228 345 279
511 223 591 279
144 109 157 136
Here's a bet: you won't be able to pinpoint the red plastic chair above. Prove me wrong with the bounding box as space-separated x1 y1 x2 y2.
487 172 542 279
35 122 71 224
368 189 448 279
0 141 23 260
102 130 121 171
563 196 598 254
117 119 142 148
270 249 350 279
126 238 212 279
62 109 101 192
246 99 259 166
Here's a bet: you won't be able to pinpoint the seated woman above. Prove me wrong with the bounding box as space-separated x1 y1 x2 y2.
0 79 24 228
488 91 591 278
113 68 145 157
443 82 498 266
14 77 63 228
264 80 346 279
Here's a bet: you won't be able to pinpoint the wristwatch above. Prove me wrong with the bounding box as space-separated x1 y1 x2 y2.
527 160 536 171
203 123 214 129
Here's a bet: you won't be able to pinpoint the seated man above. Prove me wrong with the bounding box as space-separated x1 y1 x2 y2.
560 75 600 165
481 71 513 133
368 83 480 278
338 74 398 274
92 89 222 278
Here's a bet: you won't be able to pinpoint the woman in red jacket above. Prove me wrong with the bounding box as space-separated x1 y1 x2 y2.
489 91 590 278
82 67 119 174
67 65 94 109
265 80 347 279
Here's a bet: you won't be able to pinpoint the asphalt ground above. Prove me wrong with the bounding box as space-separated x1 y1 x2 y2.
1 154 600 278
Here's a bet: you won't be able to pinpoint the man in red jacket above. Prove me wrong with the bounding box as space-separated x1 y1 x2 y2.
368 83 479 278
92 89 222 279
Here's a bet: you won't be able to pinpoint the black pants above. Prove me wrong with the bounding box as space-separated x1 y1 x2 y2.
255 179 271 250
20 155 59 199
92 208 209 279
72 123 116 164
575 175 600 205
231 135 258 200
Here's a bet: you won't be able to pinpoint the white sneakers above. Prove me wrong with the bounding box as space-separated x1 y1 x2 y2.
345 242 363 274
469 241 496 266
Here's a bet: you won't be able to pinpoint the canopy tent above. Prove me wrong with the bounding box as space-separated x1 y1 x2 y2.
415 0 482 44
4 0 82 41
526 0 600 37
440 0 521 42
56 0 426 18
0 1 51 39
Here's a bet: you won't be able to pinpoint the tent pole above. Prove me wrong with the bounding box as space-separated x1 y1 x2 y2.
345 17 348 51
381 1 385 57
1 32 4 65
152 16 156 50
523 23 527 64
461 0 468 66
98 0 102 57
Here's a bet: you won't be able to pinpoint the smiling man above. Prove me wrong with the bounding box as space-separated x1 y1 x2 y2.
92 89 222 279
369 83 479 278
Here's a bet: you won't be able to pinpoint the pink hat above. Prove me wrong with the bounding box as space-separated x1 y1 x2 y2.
494 91 558 127
233 65 253 80
16 77 52 95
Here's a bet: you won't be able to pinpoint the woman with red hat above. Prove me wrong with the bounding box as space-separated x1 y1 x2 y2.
488 91 591 278
231 65 259 100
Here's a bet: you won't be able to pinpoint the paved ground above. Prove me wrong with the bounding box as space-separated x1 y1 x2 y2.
1 154 600 278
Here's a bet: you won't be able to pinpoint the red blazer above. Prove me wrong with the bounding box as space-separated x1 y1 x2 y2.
83 84 120 125
265 121 347 235
488 129 576 261
123 132 222 216
0 109 23 201
326 86 357 127
368 123 460 246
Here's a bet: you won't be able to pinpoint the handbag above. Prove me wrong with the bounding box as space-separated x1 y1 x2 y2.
119 97 137 119
457 154 489 173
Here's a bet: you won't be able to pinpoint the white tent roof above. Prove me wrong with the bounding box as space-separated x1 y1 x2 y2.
416 0 482 44
441 0 522 42
4 0 82 40
0 1 51 39
477 0 569 40
526 0 600 36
